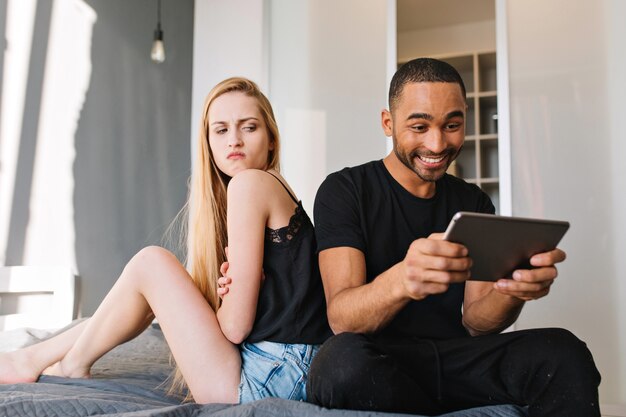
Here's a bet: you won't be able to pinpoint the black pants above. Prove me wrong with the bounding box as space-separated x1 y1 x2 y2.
306 328 600 417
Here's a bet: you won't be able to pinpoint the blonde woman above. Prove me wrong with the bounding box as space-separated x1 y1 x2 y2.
0 77 331 404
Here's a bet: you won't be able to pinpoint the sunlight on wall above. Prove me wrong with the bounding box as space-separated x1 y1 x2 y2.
508 0 626 406
0 266 75 330
606 0 626 408
22 0 95 272
0 0 96 325
0 0 37 265
281 109 326 218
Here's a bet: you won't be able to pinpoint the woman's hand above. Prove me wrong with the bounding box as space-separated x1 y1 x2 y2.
217 261 231 299
217 260 266 300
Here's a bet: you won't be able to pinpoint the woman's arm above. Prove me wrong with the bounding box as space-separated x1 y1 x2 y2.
216 170 269 344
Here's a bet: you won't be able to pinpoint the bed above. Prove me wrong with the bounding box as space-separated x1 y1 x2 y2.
0 322 527 417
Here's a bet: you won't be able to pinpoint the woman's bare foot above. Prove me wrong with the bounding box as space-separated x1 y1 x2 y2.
41 361 62 377
42 359 91 379
0 350 41 384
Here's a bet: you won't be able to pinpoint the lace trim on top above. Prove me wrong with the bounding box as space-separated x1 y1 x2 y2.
265 204 306 243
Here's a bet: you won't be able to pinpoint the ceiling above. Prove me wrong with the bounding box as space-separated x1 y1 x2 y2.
397 0 495 32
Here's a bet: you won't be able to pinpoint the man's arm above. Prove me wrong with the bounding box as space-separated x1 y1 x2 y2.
320 247 406 334
321 237 472 334
462 248 566 336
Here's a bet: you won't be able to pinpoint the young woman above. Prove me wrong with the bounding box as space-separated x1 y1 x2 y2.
0 77 331 404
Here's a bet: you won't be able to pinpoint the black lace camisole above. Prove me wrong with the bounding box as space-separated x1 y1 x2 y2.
244 172 332 344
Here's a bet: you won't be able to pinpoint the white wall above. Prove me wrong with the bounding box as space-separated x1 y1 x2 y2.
192 0 389 217
0 0 194 315
506 0 626 407
0 0 38 265
398 19 495 62
268 0 388 216
607 0 626 410
190 0 266 161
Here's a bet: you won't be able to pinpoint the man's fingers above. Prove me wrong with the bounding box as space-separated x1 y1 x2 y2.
403 269 470 299
410 238 468 258
423 269 470 284
494 278 553 300
495 285 551 301
497 278 552 292
415 254 472 272
529 248 566 267
404 265 470 285
512 266 558 283
402 238 472 300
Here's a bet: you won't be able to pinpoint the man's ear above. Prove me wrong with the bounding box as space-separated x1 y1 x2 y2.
381 109 393 137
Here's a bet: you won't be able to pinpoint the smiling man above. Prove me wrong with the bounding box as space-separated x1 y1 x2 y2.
306 58 600 417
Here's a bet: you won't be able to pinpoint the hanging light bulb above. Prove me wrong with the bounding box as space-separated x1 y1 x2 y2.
151 0 165 63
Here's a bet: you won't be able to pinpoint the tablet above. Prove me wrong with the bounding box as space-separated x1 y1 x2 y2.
443 212 570 281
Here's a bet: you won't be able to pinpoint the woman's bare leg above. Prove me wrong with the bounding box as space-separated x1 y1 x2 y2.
0 257 154 384
0 320 89 383
48 246 241 403
43 313 154 377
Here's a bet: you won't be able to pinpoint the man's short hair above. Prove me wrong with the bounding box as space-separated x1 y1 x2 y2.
389 58 467 112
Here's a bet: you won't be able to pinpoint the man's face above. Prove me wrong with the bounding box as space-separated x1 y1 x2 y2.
383 82 466 183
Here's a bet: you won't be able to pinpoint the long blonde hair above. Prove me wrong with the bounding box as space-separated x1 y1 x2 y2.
169 77 281 399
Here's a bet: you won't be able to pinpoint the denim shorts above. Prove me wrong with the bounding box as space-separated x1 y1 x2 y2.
238 341 320 404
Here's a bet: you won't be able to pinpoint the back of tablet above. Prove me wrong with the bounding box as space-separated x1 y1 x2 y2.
443 212 570 281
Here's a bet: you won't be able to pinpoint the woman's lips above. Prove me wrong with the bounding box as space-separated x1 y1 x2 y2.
227 152 245 160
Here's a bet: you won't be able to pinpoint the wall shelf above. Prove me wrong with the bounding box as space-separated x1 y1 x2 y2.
442 51 501 212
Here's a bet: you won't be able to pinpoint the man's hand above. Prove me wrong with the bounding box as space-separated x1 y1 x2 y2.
400 233 472 301
492 248 566 301
321 235 470 334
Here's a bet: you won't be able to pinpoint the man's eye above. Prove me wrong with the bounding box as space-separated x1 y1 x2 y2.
445 123 462 130
412 125 427 132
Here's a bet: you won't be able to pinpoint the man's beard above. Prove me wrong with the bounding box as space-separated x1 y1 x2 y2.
394 143 462 183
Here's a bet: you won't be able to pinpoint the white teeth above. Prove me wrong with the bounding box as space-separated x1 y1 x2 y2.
419 155 445 164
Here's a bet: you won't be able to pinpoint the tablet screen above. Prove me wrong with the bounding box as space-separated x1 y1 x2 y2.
443 212 570 281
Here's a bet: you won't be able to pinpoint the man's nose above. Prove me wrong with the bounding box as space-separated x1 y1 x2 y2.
422 129 447 154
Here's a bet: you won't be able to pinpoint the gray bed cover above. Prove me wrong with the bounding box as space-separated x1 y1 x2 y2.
0 324 527 417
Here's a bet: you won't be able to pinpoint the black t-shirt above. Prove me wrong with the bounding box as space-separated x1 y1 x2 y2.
314 160 495 340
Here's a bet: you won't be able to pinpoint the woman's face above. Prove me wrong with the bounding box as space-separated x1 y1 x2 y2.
207 91 274 177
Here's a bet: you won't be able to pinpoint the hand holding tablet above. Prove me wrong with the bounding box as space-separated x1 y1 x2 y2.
443 212 570 281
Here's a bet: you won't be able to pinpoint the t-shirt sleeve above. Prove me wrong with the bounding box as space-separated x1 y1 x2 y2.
477 189 496 215
313 173 366 253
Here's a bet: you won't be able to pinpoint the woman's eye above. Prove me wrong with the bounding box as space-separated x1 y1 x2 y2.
215 128 227 135
243 125 256 132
